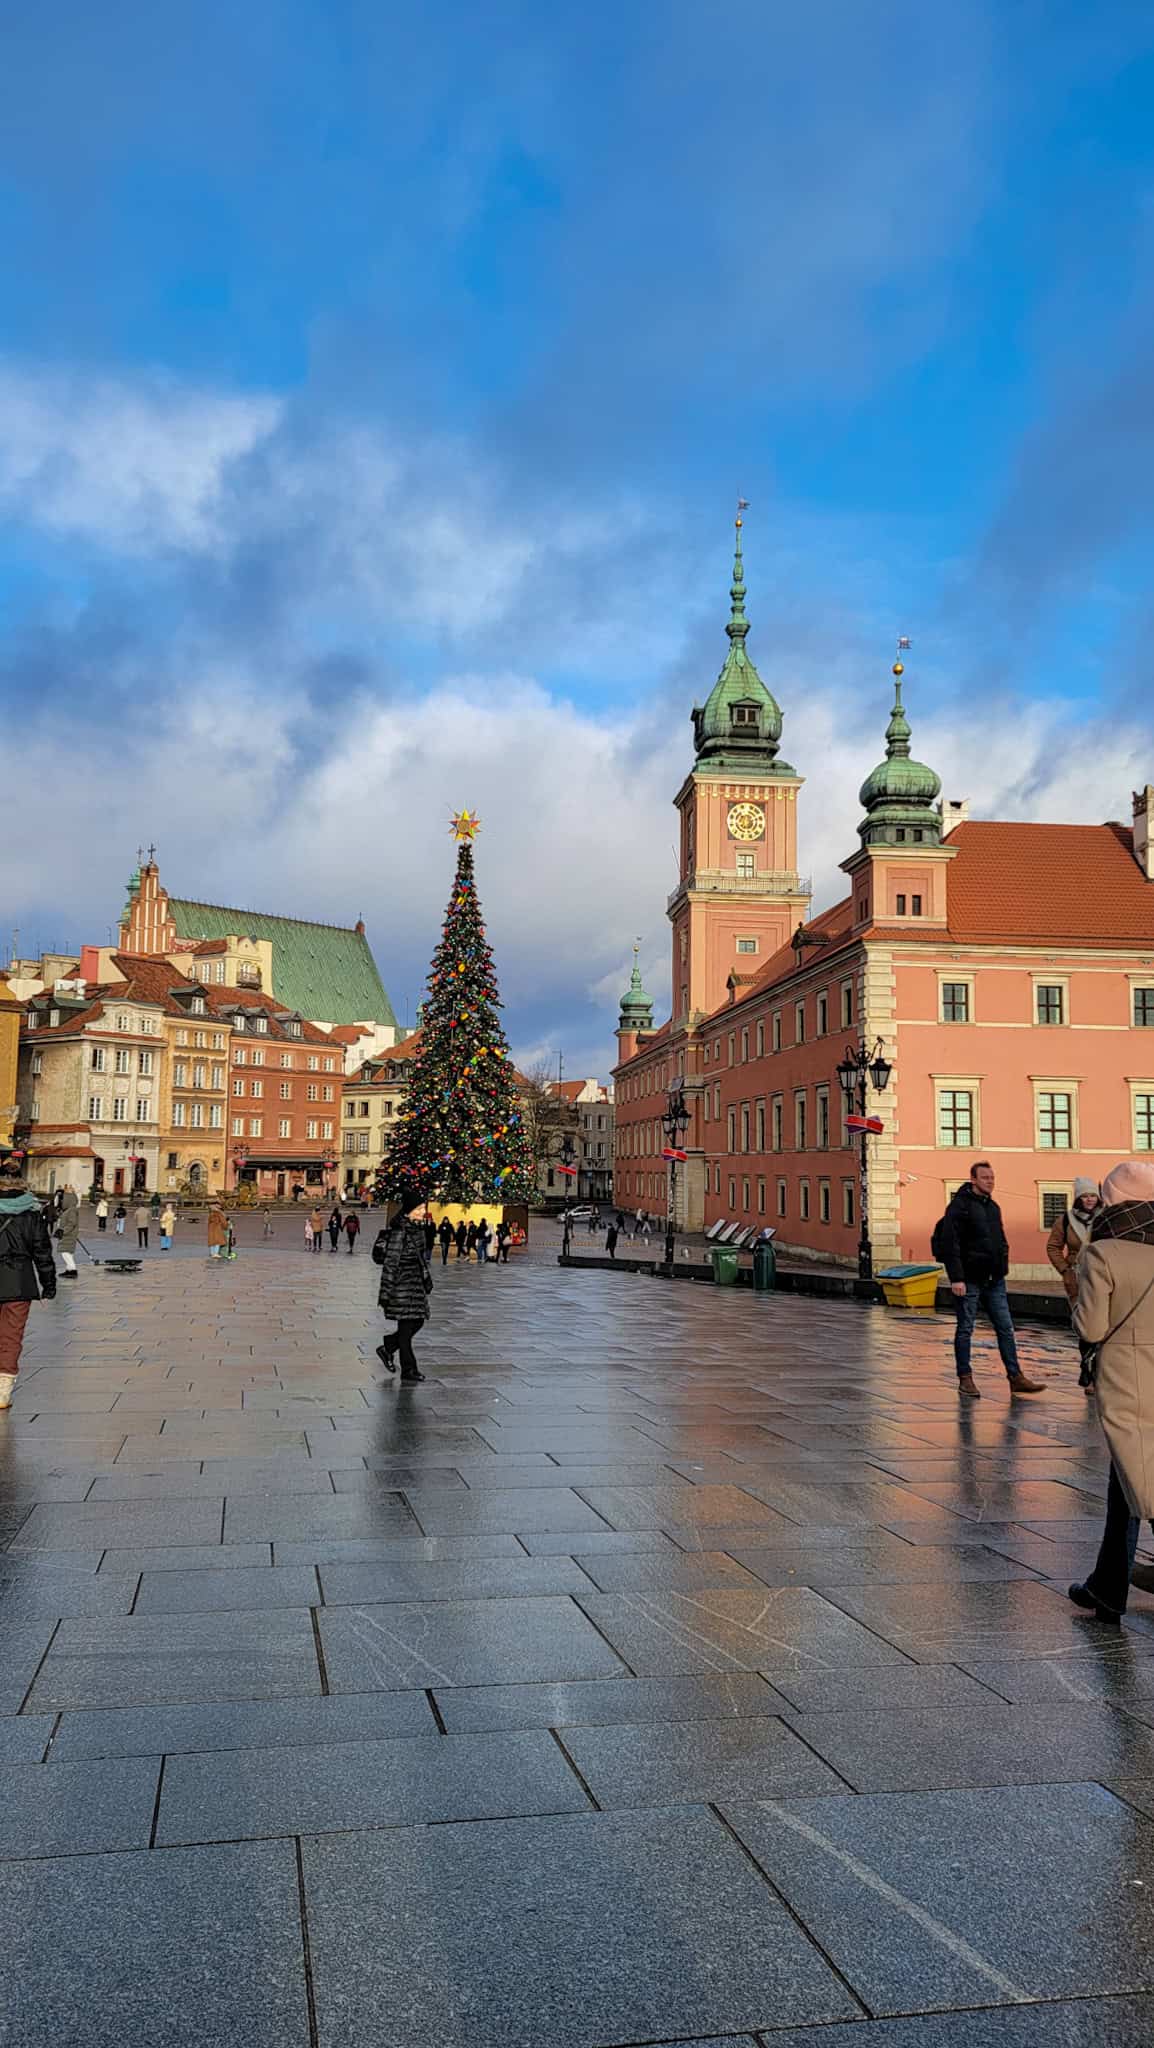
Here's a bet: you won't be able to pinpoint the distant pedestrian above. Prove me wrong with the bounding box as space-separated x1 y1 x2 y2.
262 1208 274 1238
495 1220 511 1264
465 1220 477 1260
344 1211 360 1254
372 1189 431 1383
55 1186 80 1278
160 1204 176 1250
309 1207 325 1253
207 1204 228 1261
328 1207 342 1253
454 1220 467 1259
135 1202 150 1250
0 1158 57 1410
1069 1161 1154 1624
936 1161 1044 1400
113 1203 127 1236
292 1183 304 1203
95 1197 109 1233
639 1212 652 1244
614 1209 625 1236
476 1218 491 1263
438 1217 453 1265
150 1191 161 1220
587 1208 597 1234
424 1215 437 1257
303 1216 314 1252
1048 1176 1102 1389
606 1223 619 1259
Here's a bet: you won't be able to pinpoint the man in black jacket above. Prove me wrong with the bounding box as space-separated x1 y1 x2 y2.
939 1162 1044 1400
0 1164 57 1410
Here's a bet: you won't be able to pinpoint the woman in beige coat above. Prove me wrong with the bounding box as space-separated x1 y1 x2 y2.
1069 1160 1154 1623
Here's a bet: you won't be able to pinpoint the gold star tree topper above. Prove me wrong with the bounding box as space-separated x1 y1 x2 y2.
450 809 481 840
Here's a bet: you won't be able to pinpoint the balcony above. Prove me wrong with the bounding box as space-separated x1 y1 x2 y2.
667 869 811 913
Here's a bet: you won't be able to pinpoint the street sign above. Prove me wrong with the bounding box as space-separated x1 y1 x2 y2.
845 1113 884 1134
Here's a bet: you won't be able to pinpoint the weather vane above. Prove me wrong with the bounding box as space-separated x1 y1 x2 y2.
894 635 911 676
450 809 481 841
736 496 750 527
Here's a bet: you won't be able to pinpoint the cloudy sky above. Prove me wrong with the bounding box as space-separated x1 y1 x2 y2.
3 1 1153 1075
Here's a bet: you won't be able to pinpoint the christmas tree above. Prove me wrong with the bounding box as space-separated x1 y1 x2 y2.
379 812 536 1206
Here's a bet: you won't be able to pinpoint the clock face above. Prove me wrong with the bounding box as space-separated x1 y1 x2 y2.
727 801 765 842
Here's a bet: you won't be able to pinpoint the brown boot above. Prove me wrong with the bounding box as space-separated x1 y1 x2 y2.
1008 1372 1045 1395
958 1374 981 1400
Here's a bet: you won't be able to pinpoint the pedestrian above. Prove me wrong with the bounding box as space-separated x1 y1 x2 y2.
206 1203 228 1261
606 1222 619 1260
465 1220 477 1260
476 1218 491 1263
150 1191 161 1220
614 1209 625 1238
495 1219 511 1264
424 1214 437 1257
1068 1161 1154 1624
587 1207 597 1234
344 1210 360 1254
1047 1176 1102 1390
935 1161 1045 1400
95 1196 109 1233
113 1203 127 1236
262 1208 274 1238
639 1211 652 1244
55 1185 80 1279
309 1206 325 1253
0 1158 57 1410
454 1220 467 1259
438 1216 453 1265
371 1189 431 1383
159 1203 176 1250
328 1206 342 1253
134 1201 151 1250
292 1182 303 1203
303 1215 314 1252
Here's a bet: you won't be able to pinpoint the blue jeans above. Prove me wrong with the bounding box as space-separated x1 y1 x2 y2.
954 1278 1020 1379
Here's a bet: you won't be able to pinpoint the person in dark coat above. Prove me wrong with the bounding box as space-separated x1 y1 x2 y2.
424 1216 437 1257
495 1220 511 1264
438 1217 453 1265
606 1223 619 1260
465 1220 477 1260
372 1191 431 1382
328 1207 342 1253
454 1220 467 1259
0 1163 57 1409
938 1162 1044 1399
344 1211 360 1254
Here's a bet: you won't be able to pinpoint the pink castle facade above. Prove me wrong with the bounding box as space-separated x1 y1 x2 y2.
613 526 1154 1279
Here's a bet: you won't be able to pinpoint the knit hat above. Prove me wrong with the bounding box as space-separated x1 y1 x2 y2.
1073 1176 1100 1201
1102 1160 1154 1206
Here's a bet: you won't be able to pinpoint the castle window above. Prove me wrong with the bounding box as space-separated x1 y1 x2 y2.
736 853 755 880
731 702 759 727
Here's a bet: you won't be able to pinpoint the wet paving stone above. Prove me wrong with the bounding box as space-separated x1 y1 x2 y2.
51 1687 437 1760
318 1594 626 1691
759 2001 1154 2046
26 1607 321 1710
575 1585 910 1678
0 1754 160 1858
433 1671 785 1734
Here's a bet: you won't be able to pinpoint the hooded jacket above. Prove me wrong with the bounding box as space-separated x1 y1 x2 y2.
1075 1197 1154 1516
55 1191 80 1254
937 1183 1011 1285
0 1185 58 1303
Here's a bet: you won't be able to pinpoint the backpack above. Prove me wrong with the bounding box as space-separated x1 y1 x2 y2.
930 1212 950 1263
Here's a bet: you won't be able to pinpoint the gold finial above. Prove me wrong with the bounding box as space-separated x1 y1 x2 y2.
633 936 642 963
736 495 749 531
894 634 911 677
450 809 481 841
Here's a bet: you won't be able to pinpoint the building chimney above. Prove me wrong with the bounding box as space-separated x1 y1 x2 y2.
1133 786 1154 880
940 798 970 835
354 918 365 937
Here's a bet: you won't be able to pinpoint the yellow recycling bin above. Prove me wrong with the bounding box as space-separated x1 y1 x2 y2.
877 1263 943 1309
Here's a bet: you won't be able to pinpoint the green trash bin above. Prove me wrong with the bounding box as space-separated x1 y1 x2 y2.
711 1248 739 1287
752 1241 777 1292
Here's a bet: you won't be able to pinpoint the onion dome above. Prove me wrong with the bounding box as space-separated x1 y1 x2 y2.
858 661 942 846
691 517 790 771
618 947 655 1035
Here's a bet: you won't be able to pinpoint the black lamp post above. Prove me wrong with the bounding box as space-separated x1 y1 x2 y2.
661 1082 690 1268
559 1133 577 1257
835 1038 893 1281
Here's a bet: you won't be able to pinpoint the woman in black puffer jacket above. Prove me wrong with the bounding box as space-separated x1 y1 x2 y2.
372 1189 431 1383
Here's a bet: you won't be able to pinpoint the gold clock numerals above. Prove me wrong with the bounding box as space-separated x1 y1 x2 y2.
727 801 765 842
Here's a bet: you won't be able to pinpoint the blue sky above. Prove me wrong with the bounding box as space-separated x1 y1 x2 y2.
2 0 1153 1073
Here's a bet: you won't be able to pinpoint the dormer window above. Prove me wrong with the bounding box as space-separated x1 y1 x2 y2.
286 1020 301 1038
254 1014 268 1034
731 702 759 728
190 996 205 1016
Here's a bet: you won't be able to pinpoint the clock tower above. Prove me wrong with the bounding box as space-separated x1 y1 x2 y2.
668 517 810 1028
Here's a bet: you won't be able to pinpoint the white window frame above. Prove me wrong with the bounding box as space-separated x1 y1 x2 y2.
938 974 974 1024
1033 1079 1078 1150
933 1075 981 1149
1033 977 1068 1028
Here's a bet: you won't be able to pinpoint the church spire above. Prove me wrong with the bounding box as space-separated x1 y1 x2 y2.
858 647 942 846
690 507 790 772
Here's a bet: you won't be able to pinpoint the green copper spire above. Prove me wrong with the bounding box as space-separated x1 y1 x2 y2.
691 514 790 772
617 942 654 1035
858 656 942 846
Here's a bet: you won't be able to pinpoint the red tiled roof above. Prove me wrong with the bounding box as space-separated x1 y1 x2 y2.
942 820 1154 944
329 1025 369 1044
190 939 228 955
203 987 336 1046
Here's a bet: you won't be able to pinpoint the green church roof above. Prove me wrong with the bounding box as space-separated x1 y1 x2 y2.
690 518 792 774
858 665 942 845
618 953 655 1031
168 899 397 1028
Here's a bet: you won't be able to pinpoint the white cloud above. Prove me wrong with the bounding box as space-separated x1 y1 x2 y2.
0 364 280 552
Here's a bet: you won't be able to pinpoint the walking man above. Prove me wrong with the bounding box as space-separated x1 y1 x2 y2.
938 1162 1045 1399
56 1186 80 1278
344 1210 360 1254
495 1219 511 1264
134 1201 150 1250
95 1196 109 1233
0 1158 57 1410
438 1216 453 1265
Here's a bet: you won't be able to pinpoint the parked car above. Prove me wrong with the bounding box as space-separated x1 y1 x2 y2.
557 1206 596 1226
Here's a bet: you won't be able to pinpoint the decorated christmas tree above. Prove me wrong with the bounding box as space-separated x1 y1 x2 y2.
379 812 536 1207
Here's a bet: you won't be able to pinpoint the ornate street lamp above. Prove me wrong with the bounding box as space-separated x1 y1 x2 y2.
661 1082 691 1268
231 1147 248 1191
836 1038 892 1280
559 1133 577 1257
